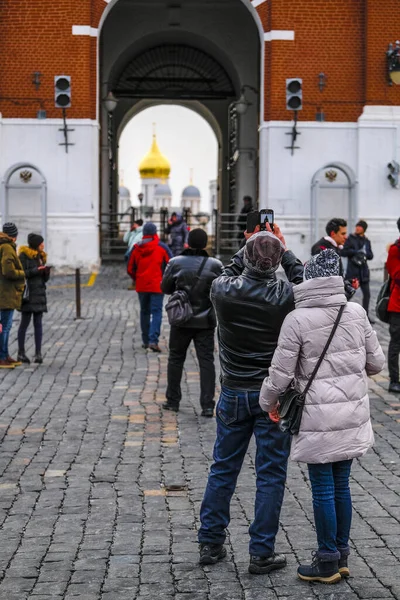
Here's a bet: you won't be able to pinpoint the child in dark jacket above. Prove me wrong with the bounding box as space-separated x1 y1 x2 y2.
17 234 50 364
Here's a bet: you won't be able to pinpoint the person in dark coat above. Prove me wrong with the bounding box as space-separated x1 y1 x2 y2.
198 224 303 572
311 217 357 301
341 220 374 318
17 234 50 364
165 212 189 257
237 195 254 242
161 229 223 416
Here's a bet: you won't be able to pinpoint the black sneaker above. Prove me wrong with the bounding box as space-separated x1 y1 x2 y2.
389 382 400 393
338 554 350 578
17 352 30 364
201 408 214 418
199 543 227 565
297 552 341 584
162 402 179 413
34 353 43 364
249 553 287 575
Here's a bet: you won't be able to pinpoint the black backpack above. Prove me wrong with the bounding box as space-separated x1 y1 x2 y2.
376 278 391 323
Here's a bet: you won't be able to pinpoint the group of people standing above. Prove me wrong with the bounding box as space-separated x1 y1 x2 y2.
125 207 398 585
0 222 49 368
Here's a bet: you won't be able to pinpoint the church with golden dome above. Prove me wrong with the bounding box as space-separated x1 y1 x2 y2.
136 130 202 214
138 132 173 211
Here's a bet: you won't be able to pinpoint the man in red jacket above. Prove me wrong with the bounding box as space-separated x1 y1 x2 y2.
128 222 172 352
386 218 400 392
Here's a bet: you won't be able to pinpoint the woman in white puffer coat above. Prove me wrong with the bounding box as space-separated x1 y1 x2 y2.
260 249 385 585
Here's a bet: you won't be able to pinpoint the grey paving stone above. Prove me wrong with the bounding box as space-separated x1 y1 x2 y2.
0 271 398 600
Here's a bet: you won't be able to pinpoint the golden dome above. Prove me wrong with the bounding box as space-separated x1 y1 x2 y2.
139 134 171 180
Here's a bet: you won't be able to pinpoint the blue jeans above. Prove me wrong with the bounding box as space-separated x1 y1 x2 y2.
0 309 14 360
199 386 290 557
308 460 353 559
138 292 164 345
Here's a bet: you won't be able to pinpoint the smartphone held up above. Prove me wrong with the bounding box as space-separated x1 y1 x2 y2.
246 209 274 233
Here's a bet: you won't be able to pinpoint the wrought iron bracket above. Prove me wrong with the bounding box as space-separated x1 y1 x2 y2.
58 108 75 153
285 110 301 155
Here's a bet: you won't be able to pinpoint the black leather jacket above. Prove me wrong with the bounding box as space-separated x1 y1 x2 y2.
341 234 373 283
212 249 304 390
161 249 223 329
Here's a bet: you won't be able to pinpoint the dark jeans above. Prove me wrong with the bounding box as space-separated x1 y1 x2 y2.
198 386 290 557
388 312 400 383
18 312 43 354
138 292 163 345
0 309 14 360
360 281 371 314
166 327 215 410
308 460 353 559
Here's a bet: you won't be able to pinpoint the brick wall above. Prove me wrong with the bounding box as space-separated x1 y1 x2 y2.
0 0 96 119
0 0 399 122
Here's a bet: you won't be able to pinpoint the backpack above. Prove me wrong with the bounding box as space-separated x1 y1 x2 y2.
165 257 208 327
376 278 391 323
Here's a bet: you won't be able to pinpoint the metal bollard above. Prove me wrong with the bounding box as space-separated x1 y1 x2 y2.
75 268 82 320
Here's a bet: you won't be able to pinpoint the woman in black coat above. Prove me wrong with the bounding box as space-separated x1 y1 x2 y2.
17 234 50 364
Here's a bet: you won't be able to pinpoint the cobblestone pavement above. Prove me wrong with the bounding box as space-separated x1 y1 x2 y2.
0 267 399 600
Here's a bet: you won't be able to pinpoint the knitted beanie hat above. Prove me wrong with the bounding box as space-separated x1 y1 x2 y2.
304 249 340 280
243 231 285 274
28 233 44 250
356 219 368 232
143 222 157 236
188 228 208 250
2 222 18 238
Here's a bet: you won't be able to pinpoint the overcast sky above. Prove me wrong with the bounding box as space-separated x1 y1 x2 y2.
119 105 218 212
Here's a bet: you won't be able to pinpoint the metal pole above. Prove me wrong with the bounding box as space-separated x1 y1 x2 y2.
75 268 81 320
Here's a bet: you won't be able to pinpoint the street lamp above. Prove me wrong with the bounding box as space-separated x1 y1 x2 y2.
235 85 259 115
138 193 144 219
103 91 119 236
387 41 400 85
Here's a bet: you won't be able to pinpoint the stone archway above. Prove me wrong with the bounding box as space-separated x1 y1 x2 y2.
1 163 47 244
98 0 263 222
311 162 358 241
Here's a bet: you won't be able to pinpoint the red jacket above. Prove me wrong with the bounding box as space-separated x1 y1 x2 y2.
127 235 171 294
386 240 400 313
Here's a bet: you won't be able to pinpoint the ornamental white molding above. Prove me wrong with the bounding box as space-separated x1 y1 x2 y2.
264 30 295 42
72 25 98 37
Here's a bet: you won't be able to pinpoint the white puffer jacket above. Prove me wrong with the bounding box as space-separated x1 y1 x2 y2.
260 276 385 464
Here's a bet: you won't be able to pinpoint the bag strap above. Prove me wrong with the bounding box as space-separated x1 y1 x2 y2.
188 257 208 298
303 304 345 396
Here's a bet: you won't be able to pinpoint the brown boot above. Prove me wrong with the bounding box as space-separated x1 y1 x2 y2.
0 359 15 369
7 356 22 367
149 344 162 353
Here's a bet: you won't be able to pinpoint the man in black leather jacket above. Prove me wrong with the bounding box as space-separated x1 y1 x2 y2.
341 220 374 318
161 229 223 416
198 225 304 574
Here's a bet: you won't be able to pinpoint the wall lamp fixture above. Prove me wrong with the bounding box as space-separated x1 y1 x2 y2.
235 85 259 115
387 41 400 85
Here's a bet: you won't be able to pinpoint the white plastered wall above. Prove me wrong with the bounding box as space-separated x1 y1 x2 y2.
0 117 100 271
260 106 400 272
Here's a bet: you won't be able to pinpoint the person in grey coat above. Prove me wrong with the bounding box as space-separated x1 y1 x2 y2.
260 249 385 585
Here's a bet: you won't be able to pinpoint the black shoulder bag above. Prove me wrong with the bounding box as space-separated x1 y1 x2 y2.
278 304 345 435
165 257 208 327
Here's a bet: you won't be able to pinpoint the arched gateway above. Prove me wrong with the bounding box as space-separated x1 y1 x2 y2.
98 0 263 224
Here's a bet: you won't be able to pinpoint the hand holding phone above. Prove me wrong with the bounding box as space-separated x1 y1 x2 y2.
259 209 274 231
